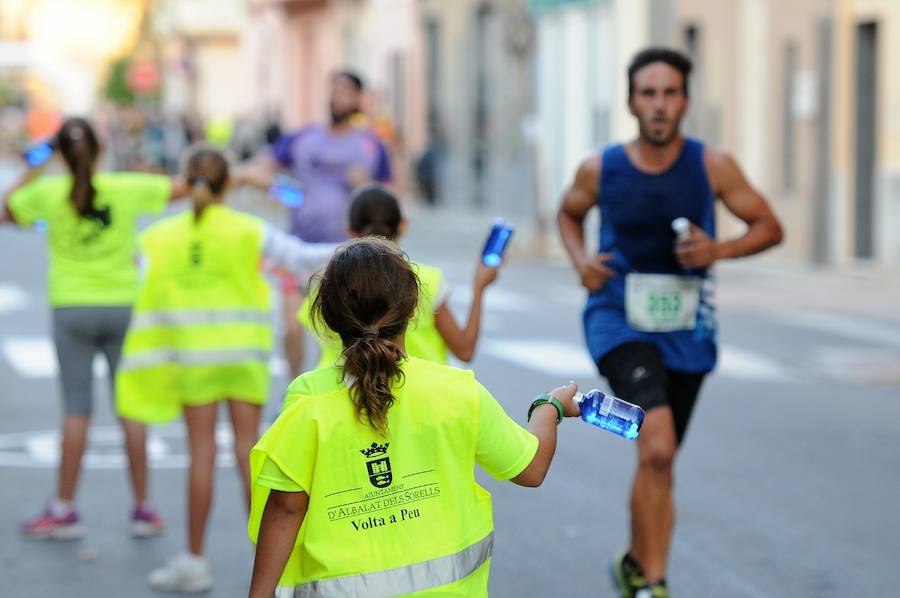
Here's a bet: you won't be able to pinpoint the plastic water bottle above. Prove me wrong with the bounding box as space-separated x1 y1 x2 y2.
269 174 304 207
573 390 645 440
23 139 56 168
481 218 514 267
672 217 691 241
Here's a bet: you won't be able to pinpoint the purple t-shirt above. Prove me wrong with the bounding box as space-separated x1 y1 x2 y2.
271 125 391 242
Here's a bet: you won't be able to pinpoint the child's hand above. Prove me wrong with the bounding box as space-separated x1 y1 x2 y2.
474 262 500 290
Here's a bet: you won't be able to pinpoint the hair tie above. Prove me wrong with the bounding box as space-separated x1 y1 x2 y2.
362 327 380 337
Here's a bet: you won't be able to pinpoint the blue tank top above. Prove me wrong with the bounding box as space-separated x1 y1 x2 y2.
583 138 717 373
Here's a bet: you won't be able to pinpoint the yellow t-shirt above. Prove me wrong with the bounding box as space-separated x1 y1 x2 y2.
8 172 171 307
250 358 538 596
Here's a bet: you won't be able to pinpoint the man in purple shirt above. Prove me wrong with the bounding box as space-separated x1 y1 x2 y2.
240 71 392 378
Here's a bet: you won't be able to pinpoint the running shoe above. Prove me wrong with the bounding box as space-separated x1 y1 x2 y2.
147 553 213 593
610 550 647 598
20 505 84 540
131 505 165 538
635 581 669 598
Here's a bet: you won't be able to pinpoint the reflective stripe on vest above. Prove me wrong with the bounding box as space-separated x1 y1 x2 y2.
130 309 269 331
120 347 270 371
281 532 493 598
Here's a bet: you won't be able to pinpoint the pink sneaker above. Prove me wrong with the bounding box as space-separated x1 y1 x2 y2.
131 505 165 538
20 506 84 540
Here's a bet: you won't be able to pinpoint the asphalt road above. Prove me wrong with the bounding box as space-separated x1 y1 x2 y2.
1 185 898 597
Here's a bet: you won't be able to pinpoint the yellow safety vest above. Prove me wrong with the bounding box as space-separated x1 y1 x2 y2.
299 261 448 368
249 358 499 596
116 204 272 422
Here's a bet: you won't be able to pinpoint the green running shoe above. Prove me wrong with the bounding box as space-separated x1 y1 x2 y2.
610 551 647 598
635 581 669 598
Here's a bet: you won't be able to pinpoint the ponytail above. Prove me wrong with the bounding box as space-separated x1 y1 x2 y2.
56 117 100 217
70 155 96 216
341 332 407 436
311 237 419 436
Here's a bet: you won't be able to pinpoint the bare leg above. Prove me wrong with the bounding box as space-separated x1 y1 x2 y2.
227 400 262 512
120 418 148 505
57 415 90 502
629 406 678 583
282 287 306 379
183 403 218 556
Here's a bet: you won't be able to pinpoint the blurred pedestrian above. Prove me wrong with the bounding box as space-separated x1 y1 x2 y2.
1 117 187 540
114 147 336 593
236 71 392 380
247 236 579 597
557 48 783 598
299 184 502 369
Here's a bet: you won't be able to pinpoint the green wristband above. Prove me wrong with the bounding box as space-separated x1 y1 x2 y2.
528 394 564 424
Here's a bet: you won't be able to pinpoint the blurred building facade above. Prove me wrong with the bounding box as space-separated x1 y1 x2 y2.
416 0 536 220
530 0 900 267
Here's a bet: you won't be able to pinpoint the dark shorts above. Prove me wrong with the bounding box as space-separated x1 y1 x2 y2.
598 341 706 445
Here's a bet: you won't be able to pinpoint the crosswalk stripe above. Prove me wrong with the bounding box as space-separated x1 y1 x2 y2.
1 337 290 379
0 284 28 316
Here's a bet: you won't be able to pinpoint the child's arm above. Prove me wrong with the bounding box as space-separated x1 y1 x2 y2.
434 264 499 362
249 490 309 598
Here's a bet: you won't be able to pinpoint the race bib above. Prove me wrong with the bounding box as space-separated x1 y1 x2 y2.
625 273 700 332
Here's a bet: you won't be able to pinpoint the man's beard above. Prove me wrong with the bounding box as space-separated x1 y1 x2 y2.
330 108 355 125
640 119 680 147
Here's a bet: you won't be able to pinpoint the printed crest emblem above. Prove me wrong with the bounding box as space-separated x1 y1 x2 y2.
359 442 392 488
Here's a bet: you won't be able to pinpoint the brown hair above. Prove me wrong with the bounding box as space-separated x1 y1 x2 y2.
311 237 419 436
185 147 229 202
57 118 100 217
348 185 402 239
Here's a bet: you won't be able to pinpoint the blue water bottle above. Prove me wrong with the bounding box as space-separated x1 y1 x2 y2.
481 218 514 267
268 174 304 207
23 139 57 168
573 390 645 440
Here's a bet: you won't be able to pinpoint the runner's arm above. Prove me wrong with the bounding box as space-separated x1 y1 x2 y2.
249 490 309 598
706 149 784 260
557 155 600 268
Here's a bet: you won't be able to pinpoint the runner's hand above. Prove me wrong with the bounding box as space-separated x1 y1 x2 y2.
577 253 615 292
548 381 580 417
675 224 720 269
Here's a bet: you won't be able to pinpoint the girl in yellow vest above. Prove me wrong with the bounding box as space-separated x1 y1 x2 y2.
299 184 500 368
248 237 581 597
2 117 186 540
114 148 336 593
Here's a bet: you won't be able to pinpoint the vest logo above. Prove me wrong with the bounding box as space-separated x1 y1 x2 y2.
189 241 202 266
360 442 392 488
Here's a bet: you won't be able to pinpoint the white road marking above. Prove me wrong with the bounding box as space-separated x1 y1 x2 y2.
0 423 237 469
0 284 28 315
2 336 290 378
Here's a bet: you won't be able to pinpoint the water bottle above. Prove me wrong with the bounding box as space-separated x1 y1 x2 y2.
481 218 514 267
672 217 691 242
573 390 645 440
268 174 304 207
23 139 56 168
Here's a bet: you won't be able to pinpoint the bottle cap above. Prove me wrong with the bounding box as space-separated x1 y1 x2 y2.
672 217 691 239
